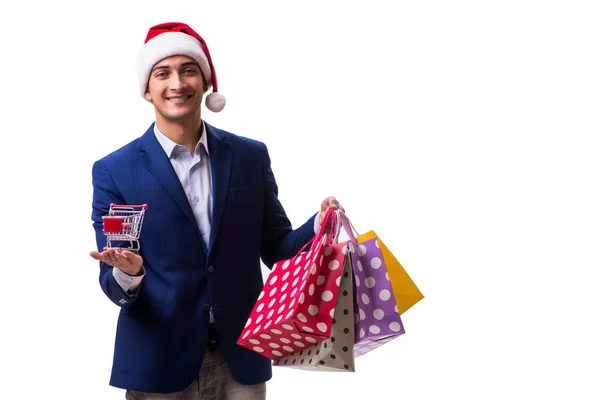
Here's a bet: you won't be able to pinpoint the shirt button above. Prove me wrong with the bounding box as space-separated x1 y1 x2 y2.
207 265 215 274
203 303 211 311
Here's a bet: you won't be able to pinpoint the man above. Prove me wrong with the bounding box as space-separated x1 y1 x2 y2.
89 22 344 399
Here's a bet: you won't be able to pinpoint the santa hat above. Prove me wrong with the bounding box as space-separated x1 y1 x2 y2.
136 22 226 113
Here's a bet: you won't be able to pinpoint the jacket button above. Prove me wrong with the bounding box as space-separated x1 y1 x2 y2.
203 303 211 311
207 265 215 273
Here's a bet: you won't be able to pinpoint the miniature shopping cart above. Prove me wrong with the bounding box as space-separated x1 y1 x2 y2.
102 203 148 253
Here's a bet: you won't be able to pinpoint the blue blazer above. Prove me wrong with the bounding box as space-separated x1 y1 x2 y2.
91 122 316 393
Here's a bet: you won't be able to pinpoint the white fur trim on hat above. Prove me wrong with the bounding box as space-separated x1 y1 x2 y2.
136 31 212 98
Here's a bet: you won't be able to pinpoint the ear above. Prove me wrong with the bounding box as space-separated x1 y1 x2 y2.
144 89 153 102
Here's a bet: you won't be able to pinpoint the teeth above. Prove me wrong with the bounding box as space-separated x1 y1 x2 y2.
170 96 189 101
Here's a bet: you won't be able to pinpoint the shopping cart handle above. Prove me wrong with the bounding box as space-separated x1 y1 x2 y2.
110 203 148 209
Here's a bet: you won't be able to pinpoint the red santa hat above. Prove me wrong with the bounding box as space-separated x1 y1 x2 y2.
136 22 226 113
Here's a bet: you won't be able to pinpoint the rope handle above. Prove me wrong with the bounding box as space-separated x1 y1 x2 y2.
290 208 338 258
333 210 361 245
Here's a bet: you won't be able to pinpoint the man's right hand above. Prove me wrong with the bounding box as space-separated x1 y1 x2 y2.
90 249 144 276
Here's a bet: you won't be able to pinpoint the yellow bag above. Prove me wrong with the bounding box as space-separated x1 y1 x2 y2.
356 231 424 315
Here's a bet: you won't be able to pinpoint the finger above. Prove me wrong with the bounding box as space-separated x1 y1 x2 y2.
100 257 112 266
106 251 118 264
330 198 344 213
327 200 339 210
333 201 344 212
321 196 336 211
119 252 136 266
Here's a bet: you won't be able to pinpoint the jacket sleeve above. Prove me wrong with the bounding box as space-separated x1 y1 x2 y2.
259 143 318 268
91 158 141 308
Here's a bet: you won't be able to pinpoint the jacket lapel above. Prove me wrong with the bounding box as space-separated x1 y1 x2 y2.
206 123 232 252
137 124 198 231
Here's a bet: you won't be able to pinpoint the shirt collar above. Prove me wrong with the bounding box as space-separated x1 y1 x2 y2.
153 121 209 158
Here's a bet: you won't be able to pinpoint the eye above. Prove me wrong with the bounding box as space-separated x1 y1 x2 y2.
183 68 198 75
155 71 169 79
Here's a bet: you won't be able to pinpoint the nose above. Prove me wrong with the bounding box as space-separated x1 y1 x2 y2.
169 72 186 91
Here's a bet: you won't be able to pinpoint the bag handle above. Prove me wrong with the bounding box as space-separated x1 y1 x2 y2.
290 208 338 258
331 209 344 243
333 210 361 245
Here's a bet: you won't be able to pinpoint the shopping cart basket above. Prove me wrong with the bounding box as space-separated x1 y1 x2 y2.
102 203 148 253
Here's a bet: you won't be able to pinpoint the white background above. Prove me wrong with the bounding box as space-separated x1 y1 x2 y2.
1 0 599 399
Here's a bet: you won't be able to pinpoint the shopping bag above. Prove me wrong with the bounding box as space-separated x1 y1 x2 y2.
349 236 405 356
356 230 424 315
333 212 405 357
237 210 347 359
273 251 356 371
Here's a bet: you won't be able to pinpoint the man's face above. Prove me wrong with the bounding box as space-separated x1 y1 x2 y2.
144 55 208 123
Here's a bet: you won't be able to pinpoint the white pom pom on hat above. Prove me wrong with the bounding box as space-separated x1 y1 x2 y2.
136 22 226 113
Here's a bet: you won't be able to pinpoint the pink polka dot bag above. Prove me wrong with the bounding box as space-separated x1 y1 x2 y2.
237 210 349 360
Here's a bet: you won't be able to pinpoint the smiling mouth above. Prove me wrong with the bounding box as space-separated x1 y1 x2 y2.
167 95 192 103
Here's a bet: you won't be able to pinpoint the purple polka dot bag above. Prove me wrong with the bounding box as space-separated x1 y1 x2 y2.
336 211 406 357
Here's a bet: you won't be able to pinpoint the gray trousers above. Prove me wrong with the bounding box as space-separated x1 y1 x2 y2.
125 347 266 400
